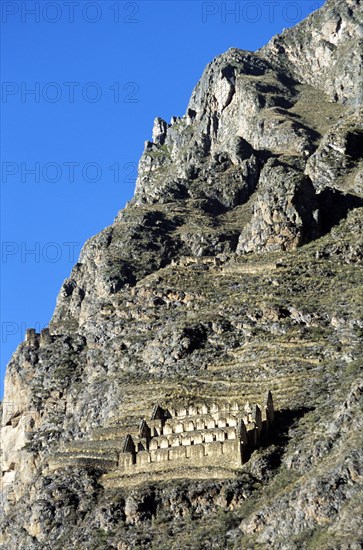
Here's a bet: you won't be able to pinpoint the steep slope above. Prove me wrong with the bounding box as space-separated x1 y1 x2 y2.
1 0 362 548
260 0 363 105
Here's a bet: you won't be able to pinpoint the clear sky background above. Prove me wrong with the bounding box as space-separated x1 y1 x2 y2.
0 0 322 398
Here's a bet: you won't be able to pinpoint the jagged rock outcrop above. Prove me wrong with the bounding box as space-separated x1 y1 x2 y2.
237 159 320 252
305 109 363 194
1 0 362 548
260 0 363 106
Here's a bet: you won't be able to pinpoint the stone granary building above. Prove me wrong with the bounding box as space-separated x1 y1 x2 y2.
24 330 274 480
118 393 275 475
46 386 275 483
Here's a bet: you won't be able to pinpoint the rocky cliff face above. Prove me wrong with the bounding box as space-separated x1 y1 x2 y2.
1 0 362 548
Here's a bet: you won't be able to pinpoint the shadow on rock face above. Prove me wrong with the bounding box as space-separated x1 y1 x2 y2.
317 188 363 235
253 407 314 471
346 130 363 162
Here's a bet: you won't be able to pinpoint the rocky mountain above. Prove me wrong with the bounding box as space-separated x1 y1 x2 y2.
1 0 362 548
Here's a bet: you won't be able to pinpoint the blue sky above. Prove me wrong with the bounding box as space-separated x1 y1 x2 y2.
0 0 322 397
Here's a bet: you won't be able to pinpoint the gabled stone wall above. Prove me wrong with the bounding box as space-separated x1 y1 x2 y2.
118 392 274 475
46 392 275 481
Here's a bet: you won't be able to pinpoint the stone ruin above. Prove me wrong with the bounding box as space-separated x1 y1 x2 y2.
46 392 275 483
170 256 222 268
3 329 277 492
25 328 52 345
118 392 274 475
